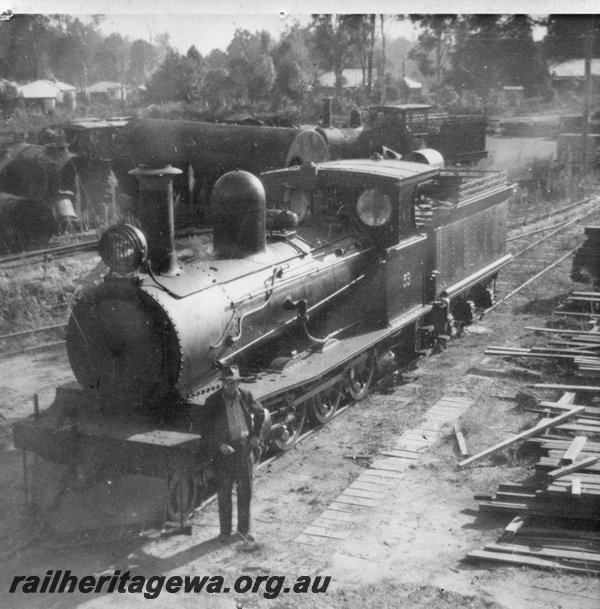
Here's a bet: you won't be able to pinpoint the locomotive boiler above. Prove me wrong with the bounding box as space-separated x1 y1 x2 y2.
110 118 332 227
13 153 514 531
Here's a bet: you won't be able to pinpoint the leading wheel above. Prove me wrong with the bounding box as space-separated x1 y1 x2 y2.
346 350 376 401
271 402 306 451
308 381 343 425
166 469 196 522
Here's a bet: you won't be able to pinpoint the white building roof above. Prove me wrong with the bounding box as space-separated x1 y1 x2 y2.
403 76 422 90
47 80 77 92
18 80 61 99
549 58 600 78
86 81 123 93
318 69 364 89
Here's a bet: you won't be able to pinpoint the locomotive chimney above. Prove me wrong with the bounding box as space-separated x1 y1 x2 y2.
129 165 182 276
322 98 332 129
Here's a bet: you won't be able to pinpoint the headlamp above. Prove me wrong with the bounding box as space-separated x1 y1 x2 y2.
98 224 147 275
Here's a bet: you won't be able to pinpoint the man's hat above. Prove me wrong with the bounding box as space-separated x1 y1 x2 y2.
221 365 241 381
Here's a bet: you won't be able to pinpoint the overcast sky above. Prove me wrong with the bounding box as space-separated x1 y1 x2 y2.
9 0 597 56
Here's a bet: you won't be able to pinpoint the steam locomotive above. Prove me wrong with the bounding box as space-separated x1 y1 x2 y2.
0 141 77 252
13 150 513 531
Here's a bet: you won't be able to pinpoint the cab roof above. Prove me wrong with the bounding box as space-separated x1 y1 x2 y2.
262 158 440 191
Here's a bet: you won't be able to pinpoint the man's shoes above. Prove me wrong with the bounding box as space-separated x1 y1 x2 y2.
237 531 255 543
217 532 231 544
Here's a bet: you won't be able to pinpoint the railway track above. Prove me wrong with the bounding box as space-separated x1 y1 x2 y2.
0 237 98 268
491 195 600 312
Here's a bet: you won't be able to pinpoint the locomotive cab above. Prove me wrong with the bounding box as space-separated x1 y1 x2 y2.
262 159 440 325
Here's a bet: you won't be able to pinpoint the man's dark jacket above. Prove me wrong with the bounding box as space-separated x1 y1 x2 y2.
203 387 265 457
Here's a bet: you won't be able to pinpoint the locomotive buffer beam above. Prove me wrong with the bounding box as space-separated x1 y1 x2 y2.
13 388 208 481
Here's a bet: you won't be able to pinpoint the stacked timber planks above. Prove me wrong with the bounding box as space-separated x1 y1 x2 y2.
469 514 600 575
486 293 600 374
465 390 600 574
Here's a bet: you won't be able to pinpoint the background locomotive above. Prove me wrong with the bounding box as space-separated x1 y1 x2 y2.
0 141 76 252
110 101 488 227
13 148 513 533
0 101 488 253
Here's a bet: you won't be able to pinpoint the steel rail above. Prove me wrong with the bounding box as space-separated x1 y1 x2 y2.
510 202 600 259
507 196 596 231
488 203 600 314
0 239 98 266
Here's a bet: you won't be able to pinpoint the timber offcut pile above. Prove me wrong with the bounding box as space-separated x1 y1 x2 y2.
461 391 600 574
485 291 600 375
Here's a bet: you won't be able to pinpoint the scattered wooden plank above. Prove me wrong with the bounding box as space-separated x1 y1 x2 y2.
370 459 411 472
547 456 600 480
560 436 588 465
349 480 394 493
545 472 600 484
341 488 386 501
503 515 524 538
303 525 350 540
539 401 600 416
533 383 600 392
555 423 600 433
360 468 406 480
458 407 585 468
334 495 381 508
327 501 367 513
319 509 362 523
356 473 399 487
294 533 331 546
467 549 600 574
379 449 419 460
557 392 577 404
551 309 600 318
484 543 600 564
547 484 600 496
538 457 600 473
571 478 582 496
453 423 469 457
525 327 600 336
311 517 352 531
514 524 600 540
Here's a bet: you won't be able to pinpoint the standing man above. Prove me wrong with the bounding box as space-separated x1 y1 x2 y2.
204 366 265 543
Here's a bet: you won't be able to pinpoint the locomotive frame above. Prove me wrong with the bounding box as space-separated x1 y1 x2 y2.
13 154 514 531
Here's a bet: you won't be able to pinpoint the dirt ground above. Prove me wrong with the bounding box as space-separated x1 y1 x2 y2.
1 247 600 609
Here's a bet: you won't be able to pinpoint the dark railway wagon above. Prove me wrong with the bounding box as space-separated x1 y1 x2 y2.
13 154 513 531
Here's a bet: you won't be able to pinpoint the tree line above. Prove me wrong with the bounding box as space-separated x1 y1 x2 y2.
0 14 598 113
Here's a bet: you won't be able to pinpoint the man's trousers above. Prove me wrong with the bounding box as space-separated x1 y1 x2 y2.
214 438 254 535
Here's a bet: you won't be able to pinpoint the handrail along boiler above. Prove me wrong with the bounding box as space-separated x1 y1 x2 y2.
13 154 514 527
